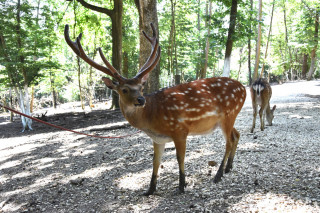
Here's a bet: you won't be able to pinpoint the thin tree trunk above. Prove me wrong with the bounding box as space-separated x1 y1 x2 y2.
9 88 14 122
302 53 308 79
248 0 253 85
237 47 243 81
260 0 275 80
307 10 319 80
222 0 238 77
283 0 294 80
253 0 262 81
200 0 212 79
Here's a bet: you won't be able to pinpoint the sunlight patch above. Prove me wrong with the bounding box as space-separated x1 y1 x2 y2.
116 170 151 191
229 192 318 212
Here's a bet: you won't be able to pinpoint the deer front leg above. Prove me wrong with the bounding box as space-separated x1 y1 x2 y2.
144 142 165 196
173 139 187 193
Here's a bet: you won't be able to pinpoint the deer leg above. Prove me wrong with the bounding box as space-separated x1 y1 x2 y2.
214 126 233 183
225 128 240 173
144 142 165 196
173 139 187 193
251 104 257 133
259 106 267 131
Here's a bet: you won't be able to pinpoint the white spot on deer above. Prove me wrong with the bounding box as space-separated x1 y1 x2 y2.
197 91 201 93
225 82 229 86
231 93 235 98
226 101 230 106
210 84 216 87
217 83 221 87
164 116 168 120
184 91 189 94
188 87 192 90
194 98 199 101
240 98 243 103
236 105 239 110
217 79 222 81
225 96 229 100
199 104 205 107
169 122 174 126
217 95 221 99
180 101 184 105
185 108 199 112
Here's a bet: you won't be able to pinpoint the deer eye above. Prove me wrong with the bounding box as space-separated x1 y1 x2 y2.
122 88 128 94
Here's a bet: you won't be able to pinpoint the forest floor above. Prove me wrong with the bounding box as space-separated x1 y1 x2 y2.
0 80 320 213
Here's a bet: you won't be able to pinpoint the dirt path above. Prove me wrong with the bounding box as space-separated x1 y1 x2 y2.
0 80 320 213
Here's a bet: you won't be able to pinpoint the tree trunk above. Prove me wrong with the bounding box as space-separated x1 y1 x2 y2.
135 0 160 93
237 47 243 81
200 0 212 79
15 0 32 132
260 0 275 79
302 53 308 79
253 0 262 81
283 0 294 80
248 0 253 85
222 0 238 77
307 10 319 81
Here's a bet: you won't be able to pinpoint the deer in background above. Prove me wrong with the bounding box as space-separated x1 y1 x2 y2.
250 78 276 133
64 23 246 195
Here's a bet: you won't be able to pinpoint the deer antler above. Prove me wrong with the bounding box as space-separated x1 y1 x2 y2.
64 24 125 83
134 23 161 81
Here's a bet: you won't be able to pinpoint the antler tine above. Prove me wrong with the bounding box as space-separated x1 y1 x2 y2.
64 24 116 78
136 23 160 80
98 48 126 82
135 46 161 80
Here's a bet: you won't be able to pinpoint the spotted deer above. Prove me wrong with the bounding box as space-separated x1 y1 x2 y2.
250 78 276 133
64 23 246 195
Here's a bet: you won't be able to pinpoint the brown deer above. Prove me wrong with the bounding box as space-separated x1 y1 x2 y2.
64 23 246 195
250 78 276 133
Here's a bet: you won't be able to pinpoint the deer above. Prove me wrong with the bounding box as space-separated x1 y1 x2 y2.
64 23 246 195
250 78 276 133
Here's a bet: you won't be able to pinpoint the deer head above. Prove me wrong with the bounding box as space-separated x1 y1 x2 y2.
64 23 160 109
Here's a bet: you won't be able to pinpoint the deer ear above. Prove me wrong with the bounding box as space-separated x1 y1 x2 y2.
102 77 118 90
141 74 149 85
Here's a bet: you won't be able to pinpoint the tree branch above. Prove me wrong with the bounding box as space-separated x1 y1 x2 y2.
75 0 113 17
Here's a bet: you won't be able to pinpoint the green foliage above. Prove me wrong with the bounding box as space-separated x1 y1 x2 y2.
1 0 320 107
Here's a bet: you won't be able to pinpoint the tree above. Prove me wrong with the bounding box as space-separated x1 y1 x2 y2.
134 0 160 93
253 0 262 81
74 0 123 108
222 0 238 77
0 0 58 131
306 6 319 80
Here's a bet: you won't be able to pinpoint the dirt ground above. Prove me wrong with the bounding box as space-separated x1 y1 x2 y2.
0 80 320 213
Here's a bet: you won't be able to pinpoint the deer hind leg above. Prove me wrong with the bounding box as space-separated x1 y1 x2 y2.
251 103 258 133
144 142 165 196
225 128 240 173
214 124 234 183
259 105 267 131
173 139 187 193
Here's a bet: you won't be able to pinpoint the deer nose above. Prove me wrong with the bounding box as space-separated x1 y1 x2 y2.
137 96 145 106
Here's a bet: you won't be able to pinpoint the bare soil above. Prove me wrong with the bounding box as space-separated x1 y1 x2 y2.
0 80 320 213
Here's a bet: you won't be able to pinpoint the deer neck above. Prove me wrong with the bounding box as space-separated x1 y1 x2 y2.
119 96 153 129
